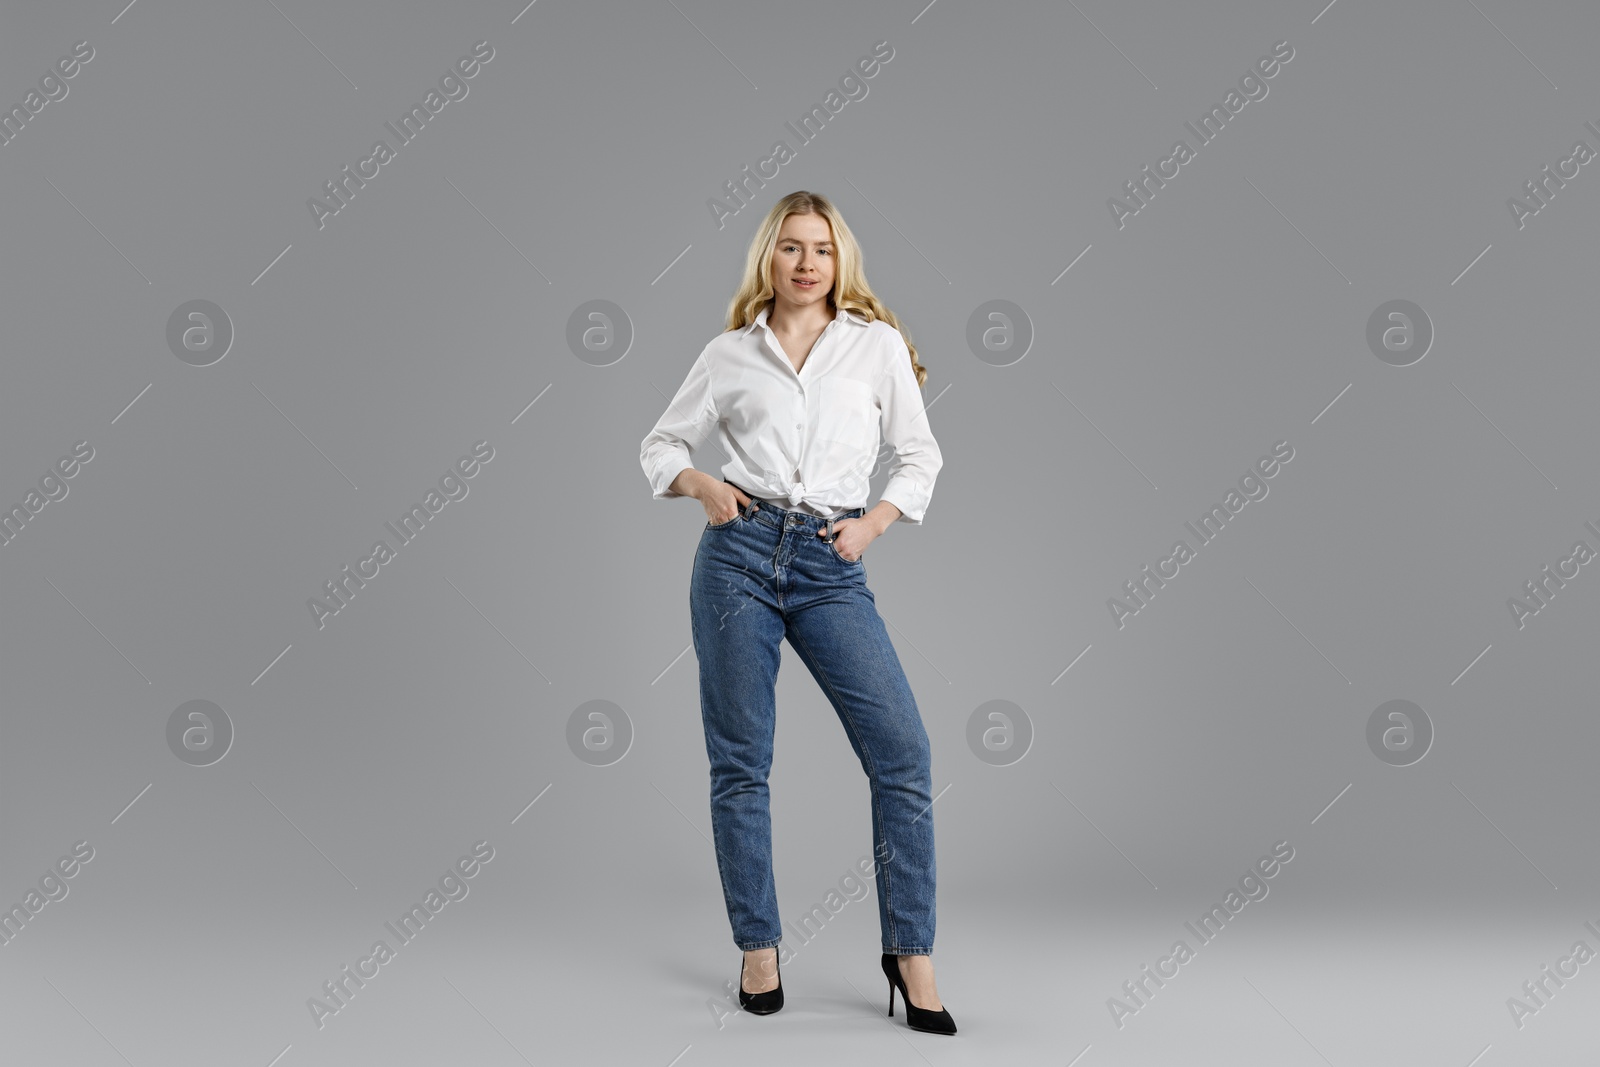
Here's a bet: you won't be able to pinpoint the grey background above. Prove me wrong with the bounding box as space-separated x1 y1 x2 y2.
2 0 1597 1064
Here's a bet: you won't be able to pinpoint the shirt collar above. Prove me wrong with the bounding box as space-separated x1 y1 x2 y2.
742 303 869 336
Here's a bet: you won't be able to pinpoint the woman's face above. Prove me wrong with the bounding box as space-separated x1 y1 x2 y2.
769 213 836 313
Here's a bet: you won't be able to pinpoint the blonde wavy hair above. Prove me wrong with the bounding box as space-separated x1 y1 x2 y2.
724 190 928 388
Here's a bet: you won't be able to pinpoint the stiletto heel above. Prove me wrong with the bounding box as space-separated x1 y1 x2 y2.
738 949 783 1015
879 953 957 1035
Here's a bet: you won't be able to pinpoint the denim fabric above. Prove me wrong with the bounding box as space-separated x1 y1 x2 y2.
690 493 936 956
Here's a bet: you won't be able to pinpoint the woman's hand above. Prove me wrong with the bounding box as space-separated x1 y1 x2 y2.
699 480 752 525
818 516 880 562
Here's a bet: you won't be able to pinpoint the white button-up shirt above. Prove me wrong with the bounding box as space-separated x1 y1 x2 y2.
640 304 943 524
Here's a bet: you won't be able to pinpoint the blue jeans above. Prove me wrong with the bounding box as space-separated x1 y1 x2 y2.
690 491 936 956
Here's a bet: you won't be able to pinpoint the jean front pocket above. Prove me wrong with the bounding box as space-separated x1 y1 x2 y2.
826 536 863 566
706 511 744 530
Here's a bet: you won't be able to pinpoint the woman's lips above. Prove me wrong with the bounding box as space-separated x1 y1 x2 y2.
793 278 816 287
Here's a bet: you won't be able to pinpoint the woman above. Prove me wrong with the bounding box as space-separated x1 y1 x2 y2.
639 190 955 1034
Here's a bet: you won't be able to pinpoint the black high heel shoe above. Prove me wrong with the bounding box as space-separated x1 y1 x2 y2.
880 953 957 1035
739 949 783 1015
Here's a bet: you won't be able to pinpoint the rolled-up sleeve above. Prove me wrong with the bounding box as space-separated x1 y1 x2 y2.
641 350 719 500
877 335 943 524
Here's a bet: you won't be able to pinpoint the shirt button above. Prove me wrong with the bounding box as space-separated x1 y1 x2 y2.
795 422 803 430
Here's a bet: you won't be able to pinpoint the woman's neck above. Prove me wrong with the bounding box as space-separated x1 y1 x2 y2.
767 298 833 336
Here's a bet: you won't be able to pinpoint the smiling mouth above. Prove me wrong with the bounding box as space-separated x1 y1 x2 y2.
793 278 817 287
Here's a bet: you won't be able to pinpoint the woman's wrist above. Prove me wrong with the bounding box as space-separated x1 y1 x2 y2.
864 501 901 535
670 467 718 500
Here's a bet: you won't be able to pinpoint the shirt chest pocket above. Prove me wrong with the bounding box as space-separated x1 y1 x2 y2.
814 377 877 449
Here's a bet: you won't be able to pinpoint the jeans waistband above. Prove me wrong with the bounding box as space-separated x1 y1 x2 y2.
727 481 863 533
